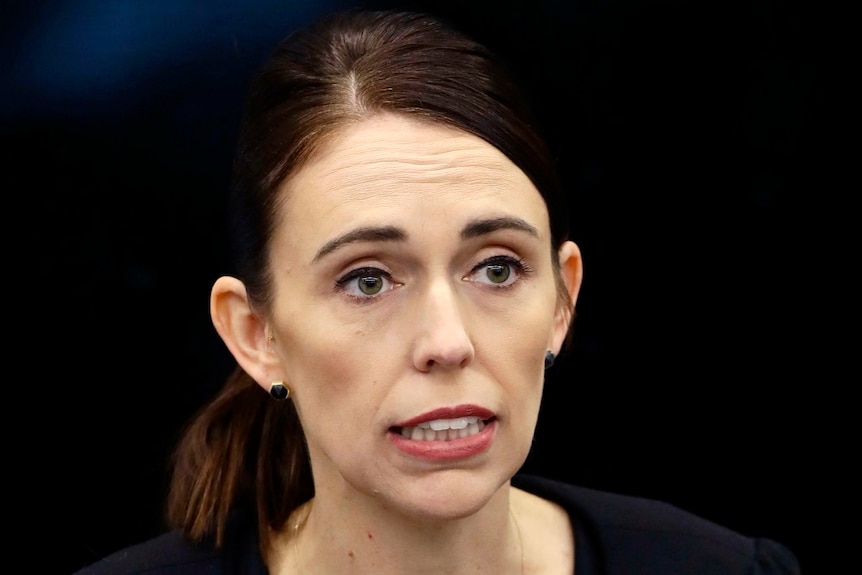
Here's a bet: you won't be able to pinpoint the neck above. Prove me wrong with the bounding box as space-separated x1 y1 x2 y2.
270 487 524 575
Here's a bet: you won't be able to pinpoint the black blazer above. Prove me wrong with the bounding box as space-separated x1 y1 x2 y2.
73 474 801 574
512 474 800 574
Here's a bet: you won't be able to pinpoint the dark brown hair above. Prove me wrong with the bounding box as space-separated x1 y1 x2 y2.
166 7 573 554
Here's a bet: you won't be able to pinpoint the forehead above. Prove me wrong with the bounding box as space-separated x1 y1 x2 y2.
278 114 550 249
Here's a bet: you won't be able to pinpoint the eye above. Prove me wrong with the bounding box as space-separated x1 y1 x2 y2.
465 255 531 288
335 267 399 300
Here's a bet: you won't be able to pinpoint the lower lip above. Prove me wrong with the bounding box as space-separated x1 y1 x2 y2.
388 420 496 461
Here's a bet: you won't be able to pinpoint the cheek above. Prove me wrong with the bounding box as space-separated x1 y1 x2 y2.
483 285 556 354
276 311 398 416
284 344 377 457
487 288 557 395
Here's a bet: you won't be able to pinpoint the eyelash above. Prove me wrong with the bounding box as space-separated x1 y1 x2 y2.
334 255 533 301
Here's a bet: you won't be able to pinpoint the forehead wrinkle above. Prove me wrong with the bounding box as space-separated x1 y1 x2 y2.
311 161 527 207
308 130 521 186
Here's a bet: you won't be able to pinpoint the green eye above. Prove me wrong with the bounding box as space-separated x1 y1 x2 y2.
358 275 384 295
336 267 396 300
485 264 511 284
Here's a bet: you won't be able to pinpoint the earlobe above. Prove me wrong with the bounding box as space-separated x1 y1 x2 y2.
551 241 584 352
210 275 278 391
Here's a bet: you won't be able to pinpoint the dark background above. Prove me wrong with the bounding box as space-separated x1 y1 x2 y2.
3 1 824 573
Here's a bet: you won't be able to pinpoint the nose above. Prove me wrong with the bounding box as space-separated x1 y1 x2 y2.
411 278 475 372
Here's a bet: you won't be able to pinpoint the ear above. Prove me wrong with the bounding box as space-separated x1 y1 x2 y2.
210 275 279 392
550 240 583 353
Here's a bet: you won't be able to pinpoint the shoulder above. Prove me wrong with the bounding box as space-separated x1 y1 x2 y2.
72 513 266 575
512 473 801 575
71 531 223 575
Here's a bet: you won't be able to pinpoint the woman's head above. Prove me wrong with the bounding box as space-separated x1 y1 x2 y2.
213 5 582 516
171 7 581 548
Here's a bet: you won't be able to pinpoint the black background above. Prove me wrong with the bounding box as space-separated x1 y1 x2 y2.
3 1 824 573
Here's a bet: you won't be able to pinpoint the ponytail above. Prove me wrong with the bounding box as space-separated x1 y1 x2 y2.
166 365 313 552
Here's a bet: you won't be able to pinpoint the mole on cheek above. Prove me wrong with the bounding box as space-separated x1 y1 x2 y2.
348 550 354 558
367 532 373 539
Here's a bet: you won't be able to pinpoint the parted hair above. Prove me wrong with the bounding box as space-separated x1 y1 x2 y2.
166 7 572 555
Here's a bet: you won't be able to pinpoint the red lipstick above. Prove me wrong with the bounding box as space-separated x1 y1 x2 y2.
389 404 496 461
394 405 494 428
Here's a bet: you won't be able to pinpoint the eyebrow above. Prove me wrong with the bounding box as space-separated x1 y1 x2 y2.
313 216 539 262
460 216 539 240
314 226 407 261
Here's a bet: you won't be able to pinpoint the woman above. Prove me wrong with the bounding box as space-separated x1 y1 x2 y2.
74 8 800 574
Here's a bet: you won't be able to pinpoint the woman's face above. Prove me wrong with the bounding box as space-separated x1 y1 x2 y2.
266 114 576 519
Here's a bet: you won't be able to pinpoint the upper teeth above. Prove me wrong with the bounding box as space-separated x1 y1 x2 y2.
400 416 485 441
417 416 479 431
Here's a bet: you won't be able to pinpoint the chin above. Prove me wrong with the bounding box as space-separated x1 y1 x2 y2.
381 467 517 522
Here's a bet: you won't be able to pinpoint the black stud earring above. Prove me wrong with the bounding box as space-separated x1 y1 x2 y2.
544 350 555 369
270 381 291 400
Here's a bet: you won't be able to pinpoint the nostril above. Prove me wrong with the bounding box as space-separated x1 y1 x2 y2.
422 351 472 371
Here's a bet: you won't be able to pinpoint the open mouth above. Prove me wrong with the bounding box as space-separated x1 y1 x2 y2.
393 416 493 441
